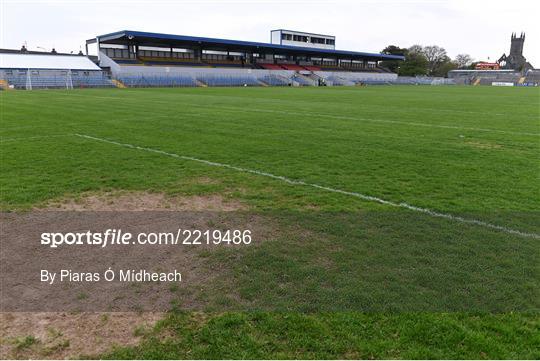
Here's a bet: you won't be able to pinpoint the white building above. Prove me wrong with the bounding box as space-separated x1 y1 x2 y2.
270 29 335 50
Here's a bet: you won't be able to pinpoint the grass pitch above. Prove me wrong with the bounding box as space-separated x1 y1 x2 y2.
1 85 539 358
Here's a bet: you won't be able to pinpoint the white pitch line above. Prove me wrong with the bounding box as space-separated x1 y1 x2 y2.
74 133 539 239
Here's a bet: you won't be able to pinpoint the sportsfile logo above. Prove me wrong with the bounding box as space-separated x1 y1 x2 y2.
40 228 252 248
41 229 132 248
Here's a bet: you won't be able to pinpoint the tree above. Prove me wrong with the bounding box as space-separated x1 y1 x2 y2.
432 56 457 77
380 45 408 73
421 45 448 75
408 44 424 55
398 46 429 76
454 54 473 69
381 45 407 56
379 44 464 77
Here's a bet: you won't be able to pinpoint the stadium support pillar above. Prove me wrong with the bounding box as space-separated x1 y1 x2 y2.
127 39 137 59
194 47 202 61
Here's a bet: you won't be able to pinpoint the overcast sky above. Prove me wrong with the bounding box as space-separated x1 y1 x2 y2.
1 0 538 66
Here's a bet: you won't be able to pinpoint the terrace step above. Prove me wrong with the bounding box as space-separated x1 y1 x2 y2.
292 72 316 86
112 79 127 88
0 79 11 90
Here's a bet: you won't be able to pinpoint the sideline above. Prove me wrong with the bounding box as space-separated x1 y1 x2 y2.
75 133 540 240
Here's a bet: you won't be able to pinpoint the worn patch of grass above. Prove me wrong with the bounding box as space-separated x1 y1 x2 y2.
13 335 39 350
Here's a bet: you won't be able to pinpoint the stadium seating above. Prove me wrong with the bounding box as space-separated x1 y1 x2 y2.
117 74 198 87
475 73 521 85
3 74 27 88
317 66 343 72
105 65 410 88
95 51 463 89
259 74 291 86
196 74 260 87
303 65 321 72
290 74 314 86
139 57 209 67
259 64 285 70
315 71 397 84
106 50 394 81
395 77 453 85
325 76 355 86
448 70 523 86
113 59 143 65
3 65 460 89
207 62 254 69
125 56 256 69
72 74 115 87
2 71 113 89
280 64 305 71
145 61 207 67
524 70 540 83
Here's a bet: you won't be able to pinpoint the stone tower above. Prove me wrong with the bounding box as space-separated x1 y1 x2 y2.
510 32 525 57
498 32 532 71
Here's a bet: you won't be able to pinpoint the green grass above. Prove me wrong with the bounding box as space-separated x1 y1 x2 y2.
101 312 539 359
1 85 539 358
2 86 539 215
14 335 39 351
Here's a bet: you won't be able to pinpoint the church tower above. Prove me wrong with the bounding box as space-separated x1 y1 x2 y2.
509 32 525 57
498 32 532 71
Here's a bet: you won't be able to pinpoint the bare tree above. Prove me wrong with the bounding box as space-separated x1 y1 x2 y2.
454 54 473 69
408 44 424 55
422 45 448 75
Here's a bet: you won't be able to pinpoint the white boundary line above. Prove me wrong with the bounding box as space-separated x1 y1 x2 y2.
75 133 539 239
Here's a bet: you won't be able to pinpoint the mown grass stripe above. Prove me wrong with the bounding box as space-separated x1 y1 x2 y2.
41 92 540 137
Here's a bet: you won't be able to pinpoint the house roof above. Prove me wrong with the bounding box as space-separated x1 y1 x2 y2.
0 52 101 70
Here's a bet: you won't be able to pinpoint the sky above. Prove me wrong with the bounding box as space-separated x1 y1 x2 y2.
1 0 539 66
